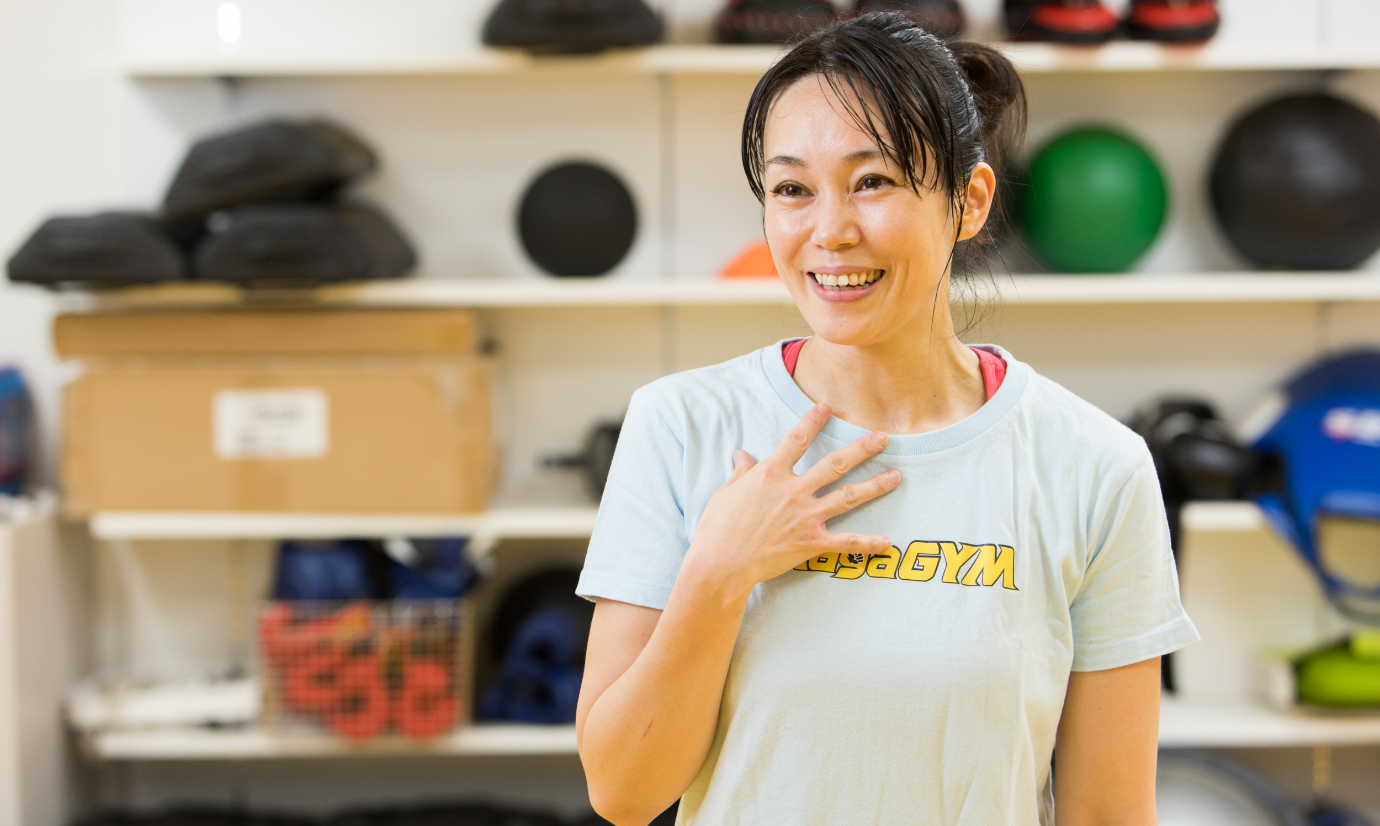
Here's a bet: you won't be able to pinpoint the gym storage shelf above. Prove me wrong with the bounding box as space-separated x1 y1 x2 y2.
84 723 579 761
55 273 1380 314
120 42 1380 79
1157 698 1380 749
79 698 1380 760
89 507 600 545
87 500 1262 543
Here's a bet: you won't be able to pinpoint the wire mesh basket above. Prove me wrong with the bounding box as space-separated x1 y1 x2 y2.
257 600 468 740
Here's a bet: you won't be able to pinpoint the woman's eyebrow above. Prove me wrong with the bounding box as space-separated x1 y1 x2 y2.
766 150 882 168
766 154 806 167
843 149 882 163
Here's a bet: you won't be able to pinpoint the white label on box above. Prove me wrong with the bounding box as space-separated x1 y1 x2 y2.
213 389 329 459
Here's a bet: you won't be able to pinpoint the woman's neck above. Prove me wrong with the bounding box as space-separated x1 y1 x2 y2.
790 327 986 436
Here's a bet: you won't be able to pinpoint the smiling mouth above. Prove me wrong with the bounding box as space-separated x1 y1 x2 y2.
810 270 885 290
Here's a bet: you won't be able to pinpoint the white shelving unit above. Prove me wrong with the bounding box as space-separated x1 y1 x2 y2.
86 500 1262 542
79 697 1380 760
52 0 1380 816
1158 698 1380 749
89 507 599 544
120 42 1380 79
85 723 578 761
56 272 1380 315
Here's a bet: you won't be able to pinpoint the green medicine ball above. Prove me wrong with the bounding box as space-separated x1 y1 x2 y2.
1020 128 1169 273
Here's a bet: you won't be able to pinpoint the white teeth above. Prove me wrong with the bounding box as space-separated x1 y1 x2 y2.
811 270 884 289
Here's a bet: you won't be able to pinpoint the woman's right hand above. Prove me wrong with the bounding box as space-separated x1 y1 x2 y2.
682 403 900 598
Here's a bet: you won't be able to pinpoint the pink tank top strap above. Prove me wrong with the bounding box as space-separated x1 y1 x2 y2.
781 338 1005 401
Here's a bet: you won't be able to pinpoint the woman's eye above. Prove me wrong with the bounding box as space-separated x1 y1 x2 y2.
859 175 890 190
773 183 806 198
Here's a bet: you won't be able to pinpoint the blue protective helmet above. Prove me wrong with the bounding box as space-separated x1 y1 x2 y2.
1245 350 1380 622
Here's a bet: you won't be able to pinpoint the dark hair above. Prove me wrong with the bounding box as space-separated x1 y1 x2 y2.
741 13 1027 276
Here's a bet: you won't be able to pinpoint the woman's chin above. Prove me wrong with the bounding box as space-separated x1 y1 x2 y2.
798 314 893 348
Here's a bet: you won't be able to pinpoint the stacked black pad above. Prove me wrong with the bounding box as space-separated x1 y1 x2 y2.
7 118 412 288
170 118 412 283
716 0 837 44
195 204 415 283
163 120 377 223
483 0 663 53
6 213 185 286
852 0 964 39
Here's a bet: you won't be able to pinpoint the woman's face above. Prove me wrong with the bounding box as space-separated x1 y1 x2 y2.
761 75 993 347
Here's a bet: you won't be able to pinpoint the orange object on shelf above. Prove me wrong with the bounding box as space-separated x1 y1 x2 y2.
328 653 392 740
395 659 458 738
719 240 778 279
260 600 464 741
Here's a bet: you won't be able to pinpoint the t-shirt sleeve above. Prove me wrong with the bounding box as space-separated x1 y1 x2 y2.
1069 453 1201 672
576 387 689 610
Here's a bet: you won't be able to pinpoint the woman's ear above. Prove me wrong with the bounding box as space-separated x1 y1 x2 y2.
957 162 997 242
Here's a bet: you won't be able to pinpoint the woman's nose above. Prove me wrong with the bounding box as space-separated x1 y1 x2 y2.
810 191 861 249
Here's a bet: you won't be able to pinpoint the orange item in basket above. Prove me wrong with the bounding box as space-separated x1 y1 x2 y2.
329 654 391 740
719 240 778 279
260 602 372 666
283 646 348 713
395 659 458 739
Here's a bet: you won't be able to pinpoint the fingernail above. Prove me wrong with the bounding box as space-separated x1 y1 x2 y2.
873 432 888 447
886 470 900 481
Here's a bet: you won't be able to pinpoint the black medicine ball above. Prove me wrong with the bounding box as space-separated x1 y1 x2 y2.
1210 93 1380 271
518 161 637 277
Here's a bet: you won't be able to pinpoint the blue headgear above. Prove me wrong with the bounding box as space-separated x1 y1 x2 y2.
1247 350 1380 622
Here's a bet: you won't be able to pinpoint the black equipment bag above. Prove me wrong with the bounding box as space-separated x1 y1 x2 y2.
483 0 663 54
716 0 837 44
193 203 416 283
163 119 377 223
851 0 965 40
6 213 186 287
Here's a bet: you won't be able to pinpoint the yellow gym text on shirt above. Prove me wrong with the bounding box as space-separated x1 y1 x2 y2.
794 540 1019 590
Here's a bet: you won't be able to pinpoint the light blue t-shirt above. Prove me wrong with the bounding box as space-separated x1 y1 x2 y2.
577 343 1199 826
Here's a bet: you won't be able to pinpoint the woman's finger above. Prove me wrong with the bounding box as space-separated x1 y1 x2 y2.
767 404 831 469
822 531 894 557
818 469 901 519
720 450 756 489
800 430 888 491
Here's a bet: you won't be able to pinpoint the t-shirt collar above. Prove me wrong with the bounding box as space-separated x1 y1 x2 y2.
759 340 1028 456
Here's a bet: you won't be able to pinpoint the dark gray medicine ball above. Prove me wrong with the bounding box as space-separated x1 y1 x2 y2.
1210 93 1380 271
518 161 637 277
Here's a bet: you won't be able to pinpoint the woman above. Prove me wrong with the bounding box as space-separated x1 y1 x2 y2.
574 13 1197 826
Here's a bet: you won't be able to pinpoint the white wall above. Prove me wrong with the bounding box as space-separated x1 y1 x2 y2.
0 0 122 485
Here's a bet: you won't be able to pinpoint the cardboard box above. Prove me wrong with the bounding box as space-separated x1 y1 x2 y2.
54 309 478 357
58 310 493 516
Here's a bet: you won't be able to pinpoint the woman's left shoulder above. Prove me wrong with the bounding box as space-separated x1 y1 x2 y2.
1016 368 1152 473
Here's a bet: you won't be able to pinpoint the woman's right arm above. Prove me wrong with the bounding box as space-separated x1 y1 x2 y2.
575 404 900 826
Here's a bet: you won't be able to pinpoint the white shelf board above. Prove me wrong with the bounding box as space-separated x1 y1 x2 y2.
121 44 788 78
1159 697 1380 748
121 42 1380 79
1180 501 1265 533
56 273 1380 314
82 698 1380 759
84 501 1256 543
999 42 1380 74
86 723 578 761
88 506 599 542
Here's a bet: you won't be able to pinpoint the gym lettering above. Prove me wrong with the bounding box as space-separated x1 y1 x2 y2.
793 540 1018 591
